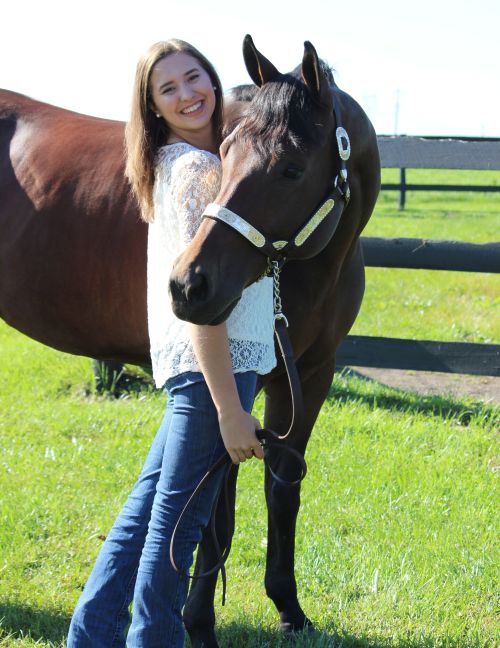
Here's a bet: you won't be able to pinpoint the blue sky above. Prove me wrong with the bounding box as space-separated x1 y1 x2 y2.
1 0 498 136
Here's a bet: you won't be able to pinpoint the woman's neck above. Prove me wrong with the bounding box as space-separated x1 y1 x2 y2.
167 128 218 155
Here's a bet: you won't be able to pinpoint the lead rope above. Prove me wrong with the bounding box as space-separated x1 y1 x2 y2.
169 260 306 605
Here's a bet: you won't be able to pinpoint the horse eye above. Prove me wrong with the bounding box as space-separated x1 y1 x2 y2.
283 166 304 180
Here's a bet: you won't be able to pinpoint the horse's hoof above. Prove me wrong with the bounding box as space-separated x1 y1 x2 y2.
279 616 315 635
186 625 220 648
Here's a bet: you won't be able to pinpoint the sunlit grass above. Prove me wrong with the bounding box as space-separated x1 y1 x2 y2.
1 174 499 646
0 324 498 647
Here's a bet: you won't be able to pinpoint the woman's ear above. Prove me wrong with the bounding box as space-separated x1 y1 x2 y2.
150 104 161 118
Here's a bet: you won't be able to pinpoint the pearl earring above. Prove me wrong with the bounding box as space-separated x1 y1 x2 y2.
155 113 161 118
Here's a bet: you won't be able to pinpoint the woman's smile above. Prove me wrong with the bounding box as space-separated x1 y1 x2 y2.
180 100 205 116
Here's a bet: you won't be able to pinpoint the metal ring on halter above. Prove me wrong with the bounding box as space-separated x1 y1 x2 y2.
274 312 289 327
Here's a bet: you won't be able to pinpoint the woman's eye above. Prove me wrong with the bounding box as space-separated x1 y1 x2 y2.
283 166 304 180
189 74 200 82
162 87 175 95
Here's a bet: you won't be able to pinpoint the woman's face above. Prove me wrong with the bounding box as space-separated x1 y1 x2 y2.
150 52 216 142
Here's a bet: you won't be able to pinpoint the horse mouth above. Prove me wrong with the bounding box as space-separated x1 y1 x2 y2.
208 298 240 325
172 295 241 326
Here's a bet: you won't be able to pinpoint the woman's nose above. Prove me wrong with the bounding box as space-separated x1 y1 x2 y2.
179 82 195 101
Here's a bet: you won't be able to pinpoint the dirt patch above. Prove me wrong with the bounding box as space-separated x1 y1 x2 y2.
347 367 500 405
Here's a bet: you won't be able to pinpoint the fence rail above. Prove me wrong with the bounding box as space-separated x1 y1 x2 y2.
337 336 500 377
362 237 500 273
378 135 500 208
336 136 500 378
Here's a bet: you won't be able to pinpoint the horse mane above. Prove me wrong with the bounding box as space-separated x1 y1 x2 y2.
227 84 258 102
234 60 334 154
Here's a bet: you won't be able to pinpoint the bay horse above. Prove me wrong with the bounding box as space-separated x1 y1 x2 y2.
0 36 380 647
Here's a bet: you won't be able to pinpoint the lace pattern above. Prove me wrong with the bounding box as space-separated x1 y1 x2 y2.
148 143 276 388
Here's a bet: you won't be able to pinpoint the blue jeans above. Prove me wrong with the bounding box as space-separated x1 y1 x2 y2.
67 370 257 648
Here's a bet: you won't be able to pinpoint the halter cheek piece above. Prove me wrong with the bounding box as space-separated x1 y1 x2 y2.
202 94 351 268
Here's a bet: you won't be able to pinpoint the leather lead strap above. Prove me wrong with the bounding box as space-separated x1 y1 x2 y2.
169 322 307 604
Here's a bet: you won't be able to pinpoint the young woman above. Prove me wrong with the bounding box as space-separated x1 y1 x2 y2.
67 40 275 647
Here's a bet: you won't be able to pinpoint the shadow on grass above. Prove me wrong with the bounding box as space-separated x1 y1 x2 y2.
216 622 487 647
328 369 497 426
91 360 154 398
0 602 70 646
0 608 487 648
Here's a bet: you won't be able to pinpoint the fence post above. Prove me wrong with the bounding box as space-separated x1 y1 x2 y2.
399 167 406 209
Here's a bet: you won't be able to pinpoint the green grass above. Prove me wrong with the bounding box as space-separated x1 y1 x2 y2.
1 173 499 646
0 326 498 647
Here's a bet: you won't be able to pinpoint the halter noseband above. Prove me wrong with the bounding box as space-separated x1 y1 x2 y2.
202 92 351 265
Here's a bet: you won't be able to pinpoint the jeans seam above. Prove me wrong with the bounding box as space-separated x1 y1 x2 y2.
110 563 138 647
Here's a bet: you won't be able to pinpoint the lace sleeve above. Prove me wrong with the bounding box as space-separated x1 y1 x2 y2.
170 150 222 244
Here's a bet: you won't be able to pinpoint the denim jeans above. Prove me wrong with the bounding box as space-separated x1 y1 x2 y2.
67 370 257 648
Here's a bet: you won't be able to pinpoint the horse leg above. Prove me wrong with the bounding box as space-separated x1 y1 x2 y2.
183 467 239 648
263 357 336 633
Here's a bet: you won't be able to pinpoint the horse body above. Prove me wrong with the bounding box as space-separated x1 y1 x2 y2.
0 90 148 363
0 36 380 647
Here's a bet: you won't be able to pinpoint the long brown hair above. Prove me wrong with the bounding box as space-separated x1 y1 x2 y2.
125 40 224 223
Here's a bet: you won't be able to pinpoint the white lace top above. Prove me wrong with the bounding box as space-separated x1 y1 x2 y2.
147 142 276 388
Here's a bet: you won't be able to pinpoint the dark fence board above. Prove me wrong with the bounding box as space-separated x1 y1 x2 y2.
361 237 500 273
381 183 500 193
336 336 500 377
378 136 500 170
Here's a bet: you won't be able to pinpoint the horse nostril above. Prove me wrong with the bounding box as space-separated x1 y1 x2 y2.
185 272 209 304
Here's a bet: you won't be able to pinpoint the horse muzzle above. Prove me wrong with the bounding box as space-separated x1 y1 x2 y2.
169 258 241 325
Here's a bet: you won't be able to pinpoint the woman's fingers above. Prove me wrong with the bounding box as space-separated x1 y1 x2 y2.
219 409 265 463
228 444 263 464
252 443 264 460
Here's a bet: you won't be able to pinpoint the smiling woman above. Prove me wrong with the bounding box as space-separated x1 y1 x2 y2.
124 39 224 224
66 39 275 648
149 53 217 146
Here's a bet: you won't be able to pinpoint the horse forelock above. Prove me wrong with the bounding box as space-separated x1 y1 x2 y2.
234 64 333 155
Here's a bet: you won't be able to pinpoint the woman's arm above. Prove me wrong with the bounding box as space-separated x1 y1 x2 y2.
188 323 264 464
170 151 262 463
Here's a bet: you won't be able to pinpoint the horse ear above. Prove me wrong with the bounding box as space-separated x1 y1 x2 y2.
243 34 281 87
301 41 332 108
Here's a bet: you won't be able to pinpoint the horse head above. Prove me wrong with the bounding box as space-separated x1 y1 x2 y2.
169 35 347 325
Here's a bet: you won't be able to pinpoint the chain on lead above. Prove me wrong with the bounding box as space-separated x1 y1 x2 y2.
271 260 289 327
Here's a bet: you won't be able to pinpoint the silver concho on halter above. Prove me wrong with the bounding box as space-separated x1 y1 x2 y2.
336 127 351 161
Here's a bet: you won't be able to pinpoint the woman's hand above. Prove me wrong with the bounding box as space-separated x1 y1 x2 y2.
188 322 264 464
218 406 264 464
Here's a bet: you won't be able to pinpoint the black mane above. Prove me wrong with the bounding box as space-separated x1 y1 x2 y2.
227 84 258 102
234 60 334 154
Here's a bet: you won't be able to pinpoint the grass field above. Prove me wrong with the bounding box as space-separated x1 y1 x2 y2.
353 169 500 344
0 173 499 647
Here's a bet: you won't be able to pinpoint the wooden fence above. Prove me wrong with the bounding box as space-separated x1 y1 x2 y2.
378 135 500 208
336 136 500 377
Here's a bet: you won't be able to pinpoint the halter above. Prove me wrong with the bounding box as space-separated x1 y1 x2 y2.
202 93 351 271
